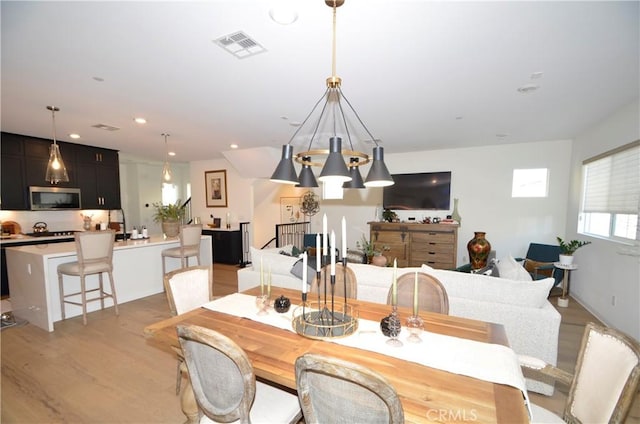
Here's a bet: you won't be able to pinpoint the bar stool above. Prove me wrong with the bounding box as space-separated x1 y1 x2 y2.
161 224 203 275
57 230 119 325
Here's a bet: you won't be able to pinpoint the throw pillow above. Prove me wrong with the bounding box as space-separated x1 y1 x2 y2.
496 254 532 281
290 256 317 280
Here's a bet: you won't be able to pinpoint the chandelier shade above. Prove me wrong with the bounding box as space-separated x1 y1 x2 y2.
45 105 69 184
271 144 299 185
343 157 365 189
364 146 394 187
297 156 319 188
269 0 393 190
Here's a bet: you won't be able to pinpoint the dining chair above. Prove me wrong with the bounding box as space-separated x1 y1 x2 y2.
164 265 214 316
295 353 404 424
177 324 302 424
161 224 203 275
57 230 119 325
520 321 640 423
310 263 357 300
386 272 449 314
164 265 215 394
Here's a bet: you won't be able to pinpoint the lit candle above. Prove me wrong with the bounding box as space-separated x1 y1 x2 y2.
322 214 328 256
302 252 308 293
341 216 347 259
330 231 336 276
260 258 264 296
392 259 397 306
413 271 419 316
268 264 272 298
316 233 321 269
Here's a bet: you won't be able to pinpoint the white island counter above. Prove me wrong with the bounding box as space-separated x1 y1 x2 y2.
5 235 212 331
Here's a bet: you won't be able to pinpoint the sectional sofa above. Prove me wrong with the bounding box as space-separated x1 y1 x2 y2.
237 246 561 395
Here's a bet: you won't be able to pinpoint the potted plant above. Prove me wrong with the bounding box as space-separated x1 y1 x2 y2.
356 235 390 266
153 200 186 237
382 209 398 223
556 237 591 265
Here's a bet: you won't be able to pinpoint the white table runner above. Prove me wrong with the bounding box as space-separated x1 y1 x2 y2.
202 293 530 415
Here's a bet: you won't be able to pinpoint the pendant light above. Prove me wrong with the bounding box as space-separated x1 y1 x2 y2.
270 0 394 190
162 133 173 183
45 106 69 184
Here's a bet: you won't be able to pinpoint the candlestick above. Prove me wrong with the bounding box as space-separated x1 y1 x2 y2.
413 271 419 316
392 259 397 306
322 214 328 256
302 252 308 293
316 233 321 269
268 265 272 298
330 231 336 276
341 216 346 258
260 258 264 296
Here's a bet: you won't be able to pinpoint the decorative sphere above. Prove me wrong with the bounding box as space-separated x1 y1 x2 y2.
274 295 291 313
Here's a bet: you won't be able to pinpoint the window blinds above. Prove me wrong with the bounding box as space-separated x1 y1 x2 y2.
582 140 639 214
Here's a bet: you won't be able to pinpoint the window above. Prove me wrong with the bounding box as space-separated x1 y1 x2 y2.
512 168 549 197
579 140 639 242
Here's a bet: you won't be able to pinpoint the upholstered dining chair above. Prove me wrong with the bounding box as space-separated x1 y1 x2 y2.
161 224 203 275
57 230 119 325
164 265 216 394
310 263 357 300
177 324 302 424
520 321 640 423
164 265 214 316
386 272 449 314
295 353 404 424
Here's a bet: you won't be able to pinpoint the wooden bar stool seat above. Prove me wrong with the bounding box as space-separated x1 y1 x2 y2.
161 224 203 275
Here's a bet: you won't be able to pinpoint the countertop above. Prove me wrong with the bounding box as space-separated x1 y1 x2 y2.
3 235 211 258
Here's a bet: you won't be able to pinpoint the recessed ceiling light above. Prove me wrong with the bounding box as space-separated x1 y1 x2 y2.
289 121 301 127
134 117 147 124
269 5 298 25
517 84 539 94
455 116 463 120
92 76 104 82
530 72 544 80
496 133 510 138
69 133 80 139
230 144 239 149
168 152 176 157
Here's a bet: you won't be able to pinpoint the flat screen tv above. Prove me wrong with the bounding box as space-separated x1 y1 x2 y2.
383 172 451 210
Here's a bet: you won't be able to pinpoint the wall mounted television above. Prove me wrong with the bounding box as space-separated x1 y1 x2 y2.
383 172 451 210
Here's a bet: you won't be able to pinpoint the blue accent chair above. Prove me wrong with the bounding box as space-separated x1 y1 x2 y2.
517 243 563 287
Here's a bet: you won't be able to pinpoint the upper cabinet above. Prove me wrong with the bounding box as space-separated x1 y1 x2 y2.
0 132 121 210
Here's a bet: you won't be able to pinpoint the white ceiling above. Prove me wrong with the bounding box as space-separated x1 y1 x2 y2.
1 1 638 168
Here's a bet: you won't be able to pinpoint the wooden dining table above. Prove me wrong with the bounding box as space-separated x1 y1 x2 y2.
144 287 529 423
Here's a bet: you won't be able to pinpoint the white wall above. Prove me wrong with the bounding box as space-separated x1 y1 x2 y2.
189 159 253 231
566 100 640 341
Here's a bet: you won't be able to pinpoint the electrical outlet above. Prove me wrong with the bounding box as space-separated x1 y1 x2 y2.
611 295 616 306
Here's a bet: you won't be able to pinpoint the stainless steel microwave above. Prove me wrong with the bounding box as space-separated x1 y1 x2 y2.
29 186 81 210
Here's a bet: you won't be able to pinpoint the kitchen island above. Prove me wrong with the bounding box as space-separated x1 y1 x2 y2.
5 235 212 332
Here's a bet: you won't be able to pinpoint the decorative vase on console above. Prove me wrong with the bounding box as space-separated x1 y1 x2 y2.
451 198 462 225
467 231 491 269
372 254 388 267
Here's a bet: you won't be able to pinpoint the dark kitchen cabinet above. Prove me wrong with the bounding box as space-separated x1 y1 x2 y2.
0 133 27 210
203 229 243 265
0 132 121 210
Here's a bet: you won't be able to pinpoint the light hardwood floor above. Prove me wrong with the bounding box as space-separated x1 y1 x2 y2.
1 264 638 423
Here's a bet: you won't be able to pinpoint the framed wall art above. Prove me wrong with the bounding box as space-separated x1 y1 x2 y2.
280 197 301 224
205 170 228 207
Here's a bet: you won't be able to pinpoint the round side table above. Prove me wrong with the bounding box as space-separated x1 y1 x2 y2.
553 262 578 307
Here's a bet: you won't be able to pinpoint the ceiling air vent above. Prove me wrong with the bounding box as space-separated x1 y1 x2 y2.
214 31 266 59
92 124 120 131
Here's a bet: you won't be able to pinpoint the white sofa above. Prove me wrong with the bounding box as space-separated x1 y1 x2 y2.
237 247 561 395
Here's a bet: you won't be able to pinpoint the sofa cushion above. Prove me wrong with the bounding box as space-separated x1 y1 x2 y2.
249 246 299 276
421 264 553 308
496 254 532 281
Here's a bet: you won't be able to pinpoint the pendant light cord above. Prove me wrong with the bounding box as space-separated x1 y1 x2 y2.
51 108 58 146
